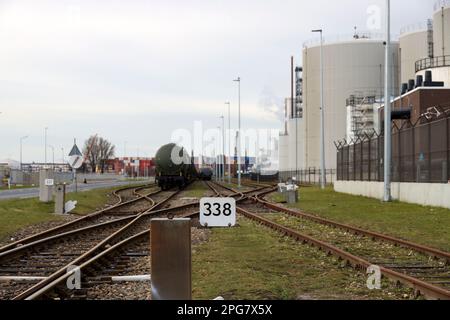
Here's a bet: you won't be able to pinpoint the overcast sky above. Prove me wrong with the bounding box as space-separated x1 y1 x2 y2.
0 0 434 162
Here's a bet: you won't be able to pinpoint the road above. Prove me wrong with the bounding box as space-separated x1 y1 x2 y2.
0 179 154 201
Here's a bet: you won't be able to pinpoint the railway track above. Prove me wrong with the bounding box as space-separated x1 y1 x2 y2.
213 183 450 300
16 182 267 300
12 181 442 301
0 186 181 300
20 204 203 299
0 184 158 254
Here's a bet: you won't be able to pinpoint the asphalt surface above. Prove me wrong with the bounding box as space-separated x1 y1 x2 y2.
0 179 154 201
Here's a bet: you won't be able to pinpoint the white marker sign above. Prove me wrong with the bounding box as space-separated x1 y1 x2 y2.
200 198 236 228
45 179 54 186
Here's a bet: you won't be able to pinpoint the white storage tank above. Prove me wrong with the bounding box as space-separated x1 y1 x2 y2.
399 22 430 84
278 98 305 172
433 1 450 57
302 38 399 170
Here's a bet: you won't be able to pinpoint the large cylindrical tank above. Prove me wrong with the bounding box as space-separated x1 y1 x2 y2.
155 143 191 176
399 26 429 84
302 39 399 170
433 2 450 57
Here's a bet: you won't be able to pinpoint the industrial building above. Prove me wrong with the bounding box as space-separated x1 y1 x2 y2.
345 94 382 142
333 1 450 209
279 0 450 184
279 35 399 178
401 1 450 87
105 157 155 177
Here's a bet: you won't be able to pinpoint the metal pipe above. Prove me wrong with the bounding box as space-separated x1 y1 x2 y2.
384 0 392 202
111 275 151 282
0 276 46 282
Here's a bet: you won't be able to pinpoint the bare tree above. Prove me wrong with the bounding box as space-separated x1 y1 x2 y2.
83 135 115 173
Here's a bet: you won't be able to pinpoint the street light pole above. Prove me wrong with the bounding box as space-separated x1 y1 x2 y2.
49 145 55 169
226 102 232 183
220 116 225 182
384 0 392 202
312 29 326 189
233 77 241 188
44 127 48 166
20 136 28 171
225 102 231 184
124 141 127 176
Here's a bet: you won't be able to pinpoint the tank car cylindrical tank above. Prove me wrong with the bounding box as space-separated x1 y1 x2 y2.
198 167 213 181
155 143 196 190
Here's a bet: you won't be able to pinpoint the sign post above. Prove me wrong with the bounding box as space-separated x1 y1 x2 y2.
68 142 83 193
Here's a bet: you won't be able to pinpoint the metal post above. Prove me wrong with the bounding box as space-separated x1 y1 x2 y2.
447 118 450 182
151 218 191 300
20 136 28 171
368 137 372 181
233 77 241 188
44 127 48 166
312 29 326 189
226 102 232 184
123 141 127 176
292 57 298 181
221 116 225 182
73 168 77 193
383 0 392 201
49 145 55 170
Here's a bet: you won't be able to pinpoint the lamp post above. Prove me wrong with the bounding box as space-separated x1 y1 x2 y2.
124 141 128 176
225 102 231 184
20 136 29 171
44 127 48 166
312 29 326 190
49 145 55 169
233 77 241 188
384 0 392 202
220 117 225 182
216 126 222 182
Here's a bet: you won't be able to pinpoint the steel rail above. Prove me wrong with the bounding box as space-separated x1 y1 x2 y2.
255 196 450 263
237 206 450 300
27 183 262 299
208 184 450 300
11 189 182 300
26 208 202 300
0 184 157 253
27 182 265 300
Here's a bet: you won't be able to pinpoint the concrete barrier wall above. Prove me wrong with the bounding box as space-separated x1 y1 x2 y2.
334 181 450 209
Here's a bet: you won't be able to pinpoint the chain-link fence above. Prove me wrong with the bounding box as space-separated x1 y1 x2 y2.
336 115 450 183
279 169 336 185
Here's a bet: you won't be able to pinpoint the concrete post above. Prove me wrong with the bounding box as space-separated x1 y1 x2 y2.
39 169 54 203
54 184 66 214
151 218 191 300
